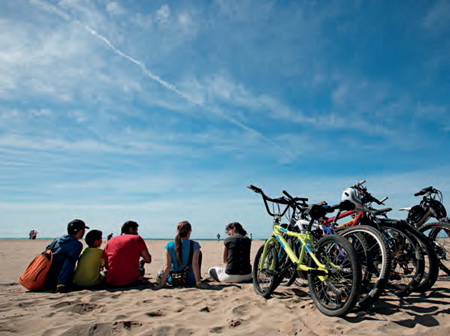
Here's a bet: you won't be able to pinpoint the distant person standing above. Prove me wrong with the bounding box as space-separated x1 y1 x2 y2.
29 230 37 239
208 222 252 283
44 219 89 293
216 233 221 241
103 221 151 287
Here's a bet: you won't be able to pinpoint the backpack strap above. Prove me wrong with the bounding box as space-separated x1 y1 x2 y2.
48 238 77 264
48 238 58 251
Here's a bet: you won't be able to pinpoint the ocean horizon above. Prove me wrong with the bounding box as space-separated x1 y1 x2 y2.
0 237 263 241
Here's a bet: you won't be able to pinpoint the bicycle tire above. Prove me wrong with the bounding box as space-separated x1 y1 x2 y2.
397 222 439 293
419 221 450 276
307 235 362 317
378 222 425 297
338 225 391 310
253 243 279 298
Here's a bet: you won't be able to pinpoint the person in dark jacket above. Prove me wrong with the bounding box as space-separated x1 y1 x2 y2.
208 222 252 283
44 219 89 293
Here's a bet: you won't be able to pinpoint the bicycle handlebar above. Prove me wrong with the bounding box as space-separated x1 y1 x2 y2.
351 181 386 205
282 190 308 202
248 184 262 194
414 186 438 197
248 185 311 219
351 180 366 188
248 185 290 217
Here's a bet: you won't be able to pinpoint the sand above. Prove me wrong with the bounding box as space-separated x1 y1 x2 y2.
1 239 450 336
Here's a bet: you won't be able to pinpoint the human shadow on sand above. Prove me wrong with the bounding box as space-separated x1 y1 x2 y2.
149 279 244 291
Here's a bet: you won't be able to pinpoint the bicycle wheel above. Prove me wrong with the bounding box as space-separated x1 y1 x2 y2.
379 223 425 297
307 235 362 317
338 225 391 311
397 222 439 293
253 243 279 298
419 221 450 276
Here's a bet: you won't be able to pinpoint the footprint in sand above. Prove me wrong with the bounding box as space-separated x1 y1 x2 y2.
113 321 143 330
231 304 249 316
70 303 99 314
146 310 166 317
210 326 224 333
51 300 78 309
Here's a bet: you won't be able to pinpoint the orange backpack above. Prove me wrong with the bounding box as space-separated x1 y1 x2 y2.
19 239 57 291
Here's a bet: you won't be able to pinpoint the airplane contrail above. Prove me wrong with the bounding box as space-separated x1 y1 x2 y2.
30 0 290 155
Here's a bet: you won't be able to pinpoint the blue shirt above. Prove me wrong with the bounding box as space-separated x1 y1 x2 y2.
45 235 83 288
165 239 200 285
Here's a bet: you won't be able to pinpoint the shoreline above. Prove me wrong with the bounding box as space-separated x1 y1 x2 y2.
0 237 265 241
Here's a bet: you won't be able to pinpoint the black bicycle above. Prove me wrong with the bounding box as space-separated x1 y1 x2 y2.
401 186 450 276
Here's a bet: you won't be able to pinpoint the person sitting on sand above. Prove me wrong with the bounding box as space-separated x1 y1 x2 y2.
155 221 207 289
72 229 106 288
208 222 252 283
44 219 88 293
102 221 152 287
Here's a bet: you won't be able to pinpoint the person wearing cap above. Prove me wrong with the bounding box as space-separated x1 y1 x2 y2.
44 219 89 293
102 221 152 287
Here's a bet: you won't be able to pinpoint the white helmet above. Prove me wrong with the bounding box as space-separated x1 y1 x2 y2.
341 187 363 209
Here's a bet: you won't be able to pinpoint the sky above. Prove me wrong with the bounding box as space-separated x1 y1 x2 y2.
1 0 449 240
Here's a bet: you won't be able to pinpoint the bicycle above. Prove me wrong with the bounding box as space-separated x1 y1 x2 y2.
343 181 439 294
248 185 362 317
311 198 391 311
401 186 450 276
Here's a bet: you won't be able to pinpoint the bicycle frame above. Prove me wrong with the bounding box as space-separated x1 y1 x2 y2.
318 209 371 234
260 218 328 279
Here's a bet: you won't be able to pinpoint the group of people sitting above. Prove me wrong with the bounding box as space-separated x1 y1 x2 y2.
43 219 253 293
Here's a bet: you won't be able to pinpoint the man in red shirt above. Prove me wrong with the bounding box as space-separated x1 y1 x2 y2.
103 221 152 286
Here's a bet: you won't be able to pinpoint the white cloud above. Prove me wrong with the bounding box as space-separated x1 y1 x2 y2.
423 0 450 34
156 4 171 22
29 109 53 117
106 2 125 16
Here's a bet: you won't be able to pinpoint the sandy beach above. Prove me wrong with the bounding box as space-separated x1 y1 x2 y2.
1 239 450 336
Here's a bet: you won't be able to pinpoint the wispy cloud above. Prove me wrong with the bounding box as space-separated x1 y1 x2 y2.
422 0 450 34
30 0 293 158
1 1 449 238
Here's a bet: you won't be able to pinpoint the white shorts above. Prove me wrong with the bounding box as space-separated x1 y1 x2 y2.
208 267 252 283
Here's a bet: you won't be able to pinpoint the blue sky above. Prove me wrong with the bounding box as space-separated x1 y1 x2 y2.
1 0 449 239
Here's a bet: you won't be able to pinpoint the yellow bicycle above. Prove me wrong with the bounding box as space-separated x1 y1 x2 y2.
249 185 361 317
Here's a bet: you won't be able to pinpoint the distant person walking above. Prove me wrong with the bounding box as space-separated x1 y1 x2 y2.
208 222 252 283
